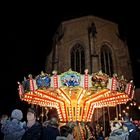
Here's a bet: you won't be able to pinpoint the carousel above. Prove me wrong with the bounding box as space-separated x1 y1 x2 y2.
18 69 134 139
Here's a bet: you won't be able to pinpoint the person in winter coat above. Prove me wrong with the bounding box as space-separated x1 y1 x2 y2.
21 107 42 140
56 125 69 140
1 109 25 140
109 121 129 140
0 114 9 140
42 117 60 140
56 125 75 140
123 115 139 140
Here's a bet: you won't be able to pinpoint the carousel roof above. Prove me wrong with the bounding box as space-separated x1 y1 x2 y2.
18 69 134 122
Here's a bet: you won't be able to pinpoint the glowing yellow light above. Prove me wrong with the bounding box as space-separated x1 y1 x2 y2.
123 110 126 113
126 106 129 109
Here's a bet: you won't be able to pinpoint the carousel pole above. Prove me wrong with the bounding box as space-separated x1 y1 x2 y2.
41 107 44 124
107 106 110 123
35 104 38 111
96 108 99 124
103 107 106 137
45 107 49 121
116 105 118 120
31 103 34 108
119 104 122 119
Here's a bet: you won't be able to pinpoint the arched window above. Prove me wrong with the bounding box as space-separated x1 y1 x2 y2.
71 44 85 73
100 45 113 76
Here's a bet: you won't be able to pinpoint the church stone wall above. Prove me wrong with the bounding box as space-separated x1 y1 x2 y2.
46 15 132 81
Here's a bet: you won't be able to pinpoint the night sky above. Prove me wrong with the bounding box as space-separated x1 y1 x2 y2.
1 4 140 116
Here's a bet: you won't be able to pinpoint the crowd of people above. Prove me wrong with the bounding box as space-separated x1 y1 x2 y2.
0 107 75 140
0 108 140 140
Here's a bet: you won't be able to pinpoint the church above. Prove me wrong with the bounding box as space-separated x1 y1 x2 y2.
17 16 140 138
46 15 132 81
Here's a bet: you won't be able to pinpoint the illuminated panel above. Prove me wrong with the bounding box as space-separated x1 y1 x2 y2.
77 89 86 105
37 90 67 122
84 74 88 88
79 123 85 140
76 89 86 121
57 88 71 104
23 90 66 122
53 74 58 88
29 79 34 91
85 125 94 139
82 89 108 121
86 103 95 122
57 88 72 121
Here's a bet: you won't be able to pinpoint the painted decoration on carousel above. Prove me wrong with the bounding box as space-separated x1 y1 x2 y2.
36 71 51 89
91 70 109 90
22 77 30 92
61 69 81 87
18 69 135 123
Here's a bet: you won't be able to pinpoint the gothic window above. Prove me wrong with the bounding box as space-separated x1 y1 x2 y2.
71 44 85 73
101 45 113 76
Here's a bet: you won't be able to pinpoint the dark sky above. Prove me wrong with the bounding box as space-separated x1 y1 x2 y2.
1 4 140 115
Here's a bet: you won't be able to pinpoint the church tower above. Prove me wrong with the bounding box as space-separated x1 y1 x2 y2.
46 15 132 80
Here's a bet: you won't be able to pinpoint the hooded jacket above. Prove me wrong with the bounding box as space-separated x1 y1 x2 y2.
1 119 25 140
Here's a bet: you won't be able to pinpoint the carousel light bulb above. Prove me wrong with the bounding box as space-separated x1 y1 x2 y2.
41 113 44 117
138 106 140 110
123 110 126 113
126 106 129 109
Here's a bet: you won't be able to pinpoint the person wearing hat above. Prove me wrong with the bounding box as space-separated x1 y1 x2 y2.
1 109 25 140
21 107 42 140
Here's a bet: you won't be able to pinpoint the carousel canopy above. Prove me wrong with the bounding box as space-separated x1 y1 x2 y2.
18 69 134 122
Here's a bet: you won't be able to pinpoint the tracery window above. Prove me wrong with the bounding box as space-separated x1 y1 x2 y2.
101 45 113 76
71 44 85 73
